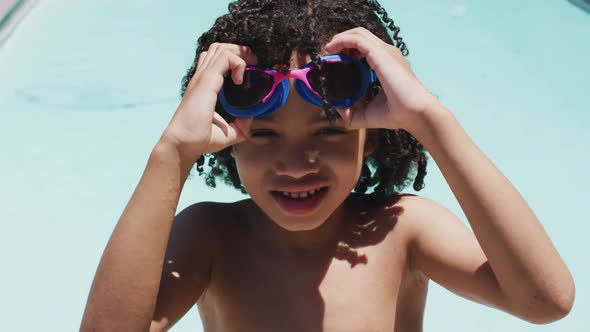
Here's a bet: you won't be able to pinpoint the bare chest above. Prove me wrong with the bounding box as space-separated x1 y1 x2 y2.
198 233 426 331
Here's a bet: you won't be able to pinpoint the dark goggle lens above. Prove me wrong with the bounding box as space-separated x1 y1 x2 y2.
223 70 274 108
308 61 362 101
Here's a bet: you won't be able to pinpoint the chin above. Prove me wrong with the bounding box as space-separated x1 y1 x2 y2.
273 217 326 232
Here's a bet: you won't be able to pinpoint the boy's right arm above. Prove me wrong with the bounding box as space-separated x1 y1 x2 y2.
80 142 208 331
80 42 256 331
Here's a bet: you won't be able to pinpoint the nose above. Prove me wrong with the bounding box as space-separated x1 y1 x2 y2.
273 146 321 179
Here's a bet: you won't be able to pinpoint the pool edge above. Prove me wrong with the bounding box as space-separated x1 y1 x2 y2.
0 0 39 47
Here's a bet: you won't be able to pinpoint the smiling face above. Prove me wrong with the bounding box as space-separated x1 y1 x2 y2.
231 50 376 233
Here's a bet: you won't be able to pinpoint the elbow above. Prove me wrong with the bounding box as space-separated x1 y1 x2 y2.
544 274 576 323
521 283 576 324
555 284 576 321
80 314 154 332
548 284 575 323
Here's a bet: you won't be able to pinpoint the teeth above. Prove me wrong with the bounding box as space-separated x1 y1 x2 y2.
280 187 323 199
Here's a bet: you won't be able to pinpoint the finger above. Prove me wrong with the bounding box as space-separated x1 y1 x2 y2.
210 50 247 87
336 106 366 130
331 47 362 59
211 111 226 129
209 43 258 66
218 49 247 85
352 92 388 130
207 43 257 85
348 48 363 59
332 27 384 43
211 112 251 145
231 66 244 85
231 117 253 141
323 34 374 57
226 120 251 145
324 27 381 53
187 51 208 92
335 107 354 128
348 27 384 44
202 42 222 69
223 45 257 85
232 44 258 66
189 43 255 94
196 50 208 69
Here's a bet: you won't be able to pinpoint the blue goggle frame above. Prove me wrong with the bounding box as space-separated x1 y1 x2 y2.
218 53 377 118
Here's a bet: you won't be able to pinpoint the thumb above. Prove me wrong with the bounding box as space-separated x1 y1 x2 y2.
336 107 366 130
229 117 253 143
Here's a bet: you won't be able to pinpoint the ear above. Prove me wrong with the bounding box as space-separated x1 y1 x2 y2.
363 129 378 157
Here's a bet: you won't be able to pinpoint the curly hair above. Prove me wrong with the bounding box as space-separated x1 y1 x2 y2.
180 0 428 202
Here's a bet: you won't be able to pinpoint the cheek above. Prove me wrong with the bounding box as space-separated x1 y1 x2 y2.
317 140 361 164
233 142 267 168
232 132 366 174
321 130 366 161
320 137 366 182
232 146 261 180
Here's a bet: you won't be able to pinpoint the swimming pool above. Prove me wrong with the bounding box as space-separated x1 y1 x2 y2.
1 0 588 331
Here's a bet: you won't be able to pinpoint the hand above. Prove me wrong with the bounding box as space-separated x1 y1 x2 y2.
323 27 441 132
159 43 257 161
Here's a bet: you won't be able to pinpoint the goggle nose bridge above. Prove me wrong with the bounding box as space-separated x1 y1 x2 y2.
259 66 318 103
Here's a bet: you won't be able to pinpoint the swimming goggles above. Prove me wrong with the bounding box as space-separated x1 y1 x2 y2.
218 53 377 118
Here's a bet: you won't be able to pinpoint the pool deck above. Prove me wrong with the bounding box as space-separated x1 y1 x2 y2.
0 0 38 45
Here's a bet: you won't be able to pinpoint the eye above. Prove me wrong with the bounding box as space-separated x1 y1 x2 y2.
250 130 278 138
316 127 348 135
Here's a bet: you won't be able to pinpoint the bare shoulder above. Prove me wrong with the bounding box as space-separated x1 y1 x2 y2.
386 193 474 252
339 192 424 271
346 192 423 240
384 193 450 237
150 200 240 331
170 199 249 256
177 200 241 231
353 193 447 275
382 194 452 267
170 201 232 246
186 198 252 231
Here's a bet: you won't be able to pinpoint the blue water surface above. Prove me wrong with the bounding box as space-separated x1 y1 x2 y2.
0 0 588 331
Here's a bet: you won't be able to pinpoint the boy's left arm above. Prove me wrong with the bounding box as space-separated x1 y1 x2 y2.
322 27 574 323
402 104 575 324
